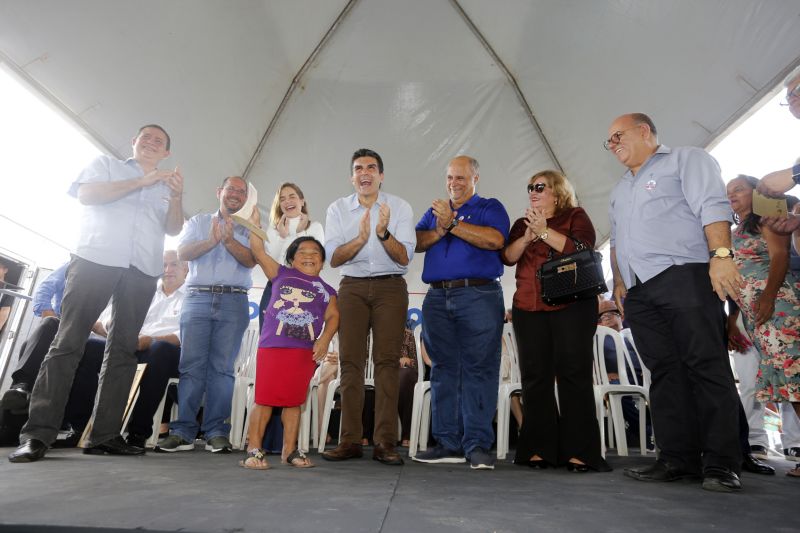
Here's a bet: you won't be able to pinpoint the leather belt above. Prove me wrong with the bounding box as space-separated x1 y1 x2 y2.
343 274 403 280
430 278 493 289
189 285 249 294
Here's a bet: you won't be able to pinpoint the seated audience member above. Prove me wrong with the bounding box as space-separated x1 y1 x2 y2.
397 321 419 447
1 262 68 413
597 299 651 449
727 176 800 477
56 251 188 448
0 258 14 333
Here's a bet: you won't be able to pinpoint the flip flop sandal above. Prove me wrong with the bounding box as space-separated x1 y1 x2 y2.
239 448 270 470
285 449 315 468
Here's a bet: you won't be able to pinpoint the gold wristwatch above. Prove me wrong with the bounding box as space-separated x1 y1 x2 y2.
709 247 734 260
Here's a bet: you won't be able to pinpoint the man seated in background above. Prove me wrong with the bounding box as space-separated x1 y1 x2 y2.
597 299 651 449
1 262 69 413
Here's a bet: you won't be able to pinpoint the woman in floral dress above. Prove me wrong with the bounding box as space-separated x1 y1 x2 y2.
727 175 800 475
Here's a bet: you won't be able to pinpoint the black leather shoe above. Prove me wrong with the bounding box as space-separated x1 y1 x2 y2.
83 435 145 456
126 433 148 449
1 383 31 412
8 439 47 463
624 460 701 482
372 443 404 465
702 467 742 492
741 454 775 475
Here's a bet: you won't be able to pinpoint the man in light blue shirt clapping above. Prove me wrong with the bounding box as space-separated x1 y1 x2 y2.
321 149 415 466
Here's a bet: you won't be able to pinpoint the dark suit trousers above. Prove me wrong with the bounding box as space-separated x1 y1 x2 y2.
10 316 60 386
625 263 742 474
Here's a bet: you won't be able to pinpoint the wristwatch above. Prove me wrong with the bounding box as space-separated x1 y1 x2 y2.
709 247 734 260
378 228 391 241
445 218 459 232
537 229 549 241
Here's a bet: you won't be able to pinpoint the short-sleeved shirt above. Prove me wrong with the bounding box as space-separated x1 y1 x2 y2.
609 145 732 289
324 191 415 277
178 212 253 288
260 265 337 350
416 194 509 283
69 155 171 277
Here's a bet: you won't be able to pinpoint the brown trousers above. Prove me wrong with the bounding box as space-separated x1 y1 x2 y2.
337 276 408 446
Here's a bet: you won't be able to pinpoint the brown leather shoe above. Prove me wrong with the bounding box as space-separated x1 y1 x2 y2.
321 442 363 461
373 443 404 465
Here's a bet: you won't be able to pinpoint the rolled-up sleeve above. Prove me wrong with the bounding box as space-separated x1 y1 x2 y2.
679 148 733 227
67 155 110 197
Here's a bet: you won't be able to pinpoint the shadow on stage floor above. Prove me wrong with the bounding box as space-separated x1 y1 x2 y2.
0 445 796 533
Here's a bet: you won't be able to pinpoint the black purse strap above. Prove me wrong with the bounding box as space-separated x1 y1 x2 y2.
546 235 588 261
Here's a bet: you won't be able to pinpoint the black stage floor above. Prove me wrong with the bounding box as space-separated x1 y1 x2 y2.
0 445 796 533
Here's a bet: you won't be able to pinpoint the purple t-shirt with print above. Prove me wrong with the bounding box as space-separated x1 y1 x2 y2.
259 265 337 350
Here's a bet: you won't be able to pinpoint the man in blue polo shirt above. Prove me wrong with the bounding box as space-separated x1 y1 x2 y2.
156 176 255 454
412 155 509 470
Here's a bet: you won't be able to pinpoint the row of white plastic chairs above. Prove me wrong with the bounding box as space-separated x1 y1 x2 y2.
138 321 652 459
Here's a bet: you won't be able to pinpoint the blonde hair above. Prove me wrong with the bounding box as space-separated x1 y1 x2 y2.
270 182 309 227
530 170 577 214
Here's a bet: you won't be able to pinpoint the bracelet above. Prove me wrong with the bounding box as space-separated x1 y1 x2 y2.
792 162 800 185
537 228 549 241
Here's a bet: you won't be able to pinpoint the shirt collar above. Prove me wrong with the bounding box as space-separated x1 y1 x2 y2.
347 191 386 211
623 145 671 180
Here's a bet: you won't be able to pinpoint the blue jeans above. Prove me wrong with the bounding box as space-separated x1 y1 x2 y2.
171 290 249 441
422 282 504 455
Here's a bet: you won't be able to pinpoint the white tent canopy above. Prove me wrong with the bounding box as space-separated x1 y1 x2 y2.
2 0 800 293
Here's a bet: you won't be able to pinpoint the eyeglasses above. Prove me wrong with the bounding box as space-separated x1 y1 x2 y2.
527 182 547 194
599 310 621 319
221 186 247 196
780 84 800 107
603 125 641 150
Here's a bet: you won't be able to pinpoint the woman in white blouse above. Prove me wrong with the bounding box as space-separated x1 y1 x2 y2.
258 182 325 329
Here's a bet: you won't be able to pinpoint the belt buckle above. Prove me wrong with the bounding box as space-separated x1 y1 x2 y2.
211 285 224 294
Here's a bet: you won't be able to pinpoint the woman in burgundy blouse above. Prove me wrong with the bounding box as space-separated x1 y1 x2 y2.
501 170 610 472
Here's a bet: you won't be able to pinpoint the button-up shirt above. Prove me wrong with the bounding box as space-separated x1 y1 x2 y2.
324 191 415 277
178 212 253 288
68 155 171 277
99 281 186 338
609 145 732 289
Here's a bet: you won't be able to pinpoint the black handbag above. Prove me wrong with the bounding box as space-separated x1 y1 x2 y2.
537 238 607 306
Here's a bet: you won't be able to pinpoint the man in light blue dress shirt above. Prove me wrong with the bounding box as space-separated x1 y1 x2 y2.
606 113 744 492
156 176 255 454
10 125 184 463
321 148 415 466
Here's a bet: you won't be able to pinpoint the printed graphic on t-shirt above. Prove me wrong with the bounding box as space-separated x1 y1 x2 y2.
272 277 331 341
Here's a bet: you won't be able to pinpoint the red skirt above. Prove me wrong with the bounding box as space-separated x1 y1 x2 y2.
255 347 316 407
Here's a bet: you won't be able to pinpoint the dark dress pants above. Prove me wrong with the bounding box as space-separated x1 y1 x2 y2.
624 263 742 474
10 316 60 386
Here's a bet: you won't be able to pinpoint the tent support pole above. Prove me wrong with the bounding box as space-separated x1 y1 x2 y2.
448 0 564 173
242 0 360 179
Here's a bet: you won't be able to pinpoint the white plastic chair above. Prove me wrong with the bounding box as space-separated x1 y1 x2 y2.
407 326 431 458
227 322 261 449
145 377 180 449
299 335 339 452
620 328 651 389
593 325 650 457
317 335 374 453
496 323 522 459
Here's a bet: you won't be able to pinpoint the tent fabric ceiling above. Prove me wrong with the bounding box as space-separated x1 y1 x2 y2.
2 0 800 292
